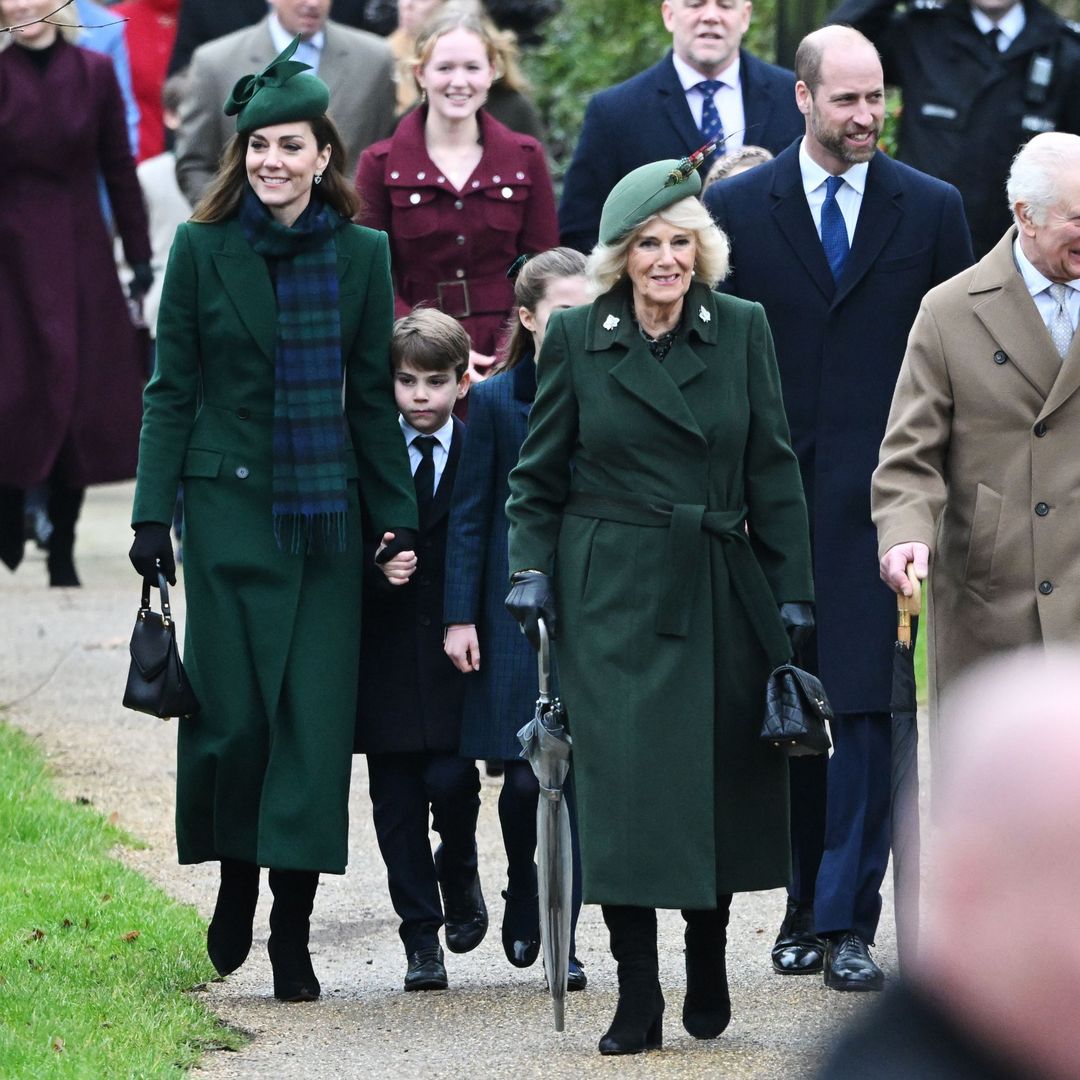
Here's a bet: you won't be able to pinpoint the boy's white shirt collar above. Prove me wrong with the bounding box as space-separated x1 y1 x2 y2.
399 414 454 453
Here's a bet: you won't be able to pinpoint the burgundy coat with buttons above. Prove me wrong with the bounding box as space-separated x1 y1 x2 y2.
0 38 151 489
355 107 558 357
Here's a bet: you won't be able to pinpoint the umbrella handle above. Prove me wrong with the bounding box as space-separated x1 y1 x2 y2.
537 616 551 702
897 563 922 643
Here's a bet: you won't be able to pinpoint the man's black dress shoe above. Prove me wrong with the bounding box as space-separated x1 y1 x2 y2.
404 944 448 991
568 957 587 991
771 899 825 974
501 889 541 967
439 871 488 954
823 931 884 991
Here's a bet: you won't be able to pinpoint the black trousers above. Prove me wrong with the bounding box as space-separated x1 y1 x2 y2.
367 751 481 954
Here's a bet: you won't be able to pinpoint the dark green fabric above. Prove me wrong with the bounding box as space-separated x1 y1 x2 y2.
224 34 330 136
598 157 703 245
507 279 813 907
238 187 348 552
133 219 417 872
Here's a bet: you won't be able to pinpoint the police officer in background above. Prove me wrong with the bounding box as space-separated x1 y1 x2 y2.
829 0 1080 257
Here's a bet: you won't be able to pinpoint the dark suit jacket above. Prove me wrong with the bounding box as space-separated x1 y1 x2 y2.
558 49 804 253
705 143 973 714
443 361 546 760
168 0 385 75
356 417 469 755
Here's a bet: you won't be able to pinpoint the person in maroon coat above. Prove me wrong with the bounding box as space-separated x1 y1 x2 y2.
0 2 152 586
354 6 558 381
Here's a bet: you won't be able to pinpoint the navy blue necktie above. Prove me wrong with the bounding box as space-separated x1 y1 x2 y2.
696 79 725 150
821 175 849 281
412 435 437 525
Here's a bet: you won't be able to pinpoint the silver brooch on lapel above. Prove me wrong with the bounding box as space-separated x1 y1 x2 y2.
603 314 620 331
699 306 711 323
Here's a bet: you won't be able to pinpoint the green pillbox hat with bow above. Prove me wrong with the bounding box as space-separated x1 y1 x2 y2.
224 35 330 135
598 157 705 246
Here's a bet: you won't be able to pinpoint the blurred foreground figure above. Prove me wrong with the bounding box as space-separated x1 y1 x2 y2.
815 646 1080 1080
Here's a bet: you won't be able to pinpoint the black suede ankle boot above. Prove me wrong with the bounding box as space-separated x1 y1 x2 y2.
207 858 260 976
45 484 83 587
598 904 664 1055
267 869 320 1002
682 895 732 1038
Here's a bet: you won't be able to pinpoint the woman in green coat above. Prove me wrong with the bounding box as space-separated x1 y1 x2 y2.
505 159 814 1055
128 42 417 1002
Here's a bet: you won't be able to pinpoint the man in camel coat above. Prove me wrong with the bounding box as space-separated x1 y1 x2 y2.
873 131 1080 719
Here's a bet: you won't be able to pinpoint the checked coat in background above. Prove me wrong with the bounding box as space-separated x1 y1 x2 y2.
444 361 547 761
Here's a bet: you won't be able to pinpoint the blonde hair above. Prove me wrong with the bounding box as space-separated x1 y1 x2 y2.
703 145 774 191
411 6 530 93
0 3 78 43
586 196 730 295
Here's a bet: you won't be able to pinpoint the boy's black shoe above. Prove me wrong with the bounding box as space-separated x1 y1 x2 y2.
404 944 448 991
439 870 488 953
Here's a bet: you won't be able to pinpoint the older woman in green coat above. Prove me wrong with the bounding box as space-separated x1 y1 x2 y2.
505 159 814 1055
128 42 417 1002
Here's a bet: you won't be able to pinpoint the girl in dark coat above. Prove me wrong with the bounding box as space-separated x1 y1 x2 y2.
0 2 152 585
444 248 590 988
354 7 558 380
128 40 417 1003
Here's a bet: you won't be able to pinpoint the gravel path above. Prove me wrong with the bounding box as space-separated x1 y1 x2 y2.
1 482 893 1078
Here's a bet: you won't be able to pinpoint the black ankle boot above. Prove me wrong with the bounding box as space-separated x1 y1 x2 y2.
0 486 26 572
682 895 732 1038
267 869 321 1002
207 858 260 976
598 904 664 1055
45 484 83 587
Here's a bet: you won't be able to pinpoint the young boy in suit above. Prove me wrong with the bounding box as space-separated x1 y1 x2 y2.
356 308 484 991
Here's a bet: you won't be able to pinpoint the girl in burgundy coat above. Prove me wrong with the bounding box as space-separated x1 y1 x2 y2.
355 7 558 381
0 2 152 585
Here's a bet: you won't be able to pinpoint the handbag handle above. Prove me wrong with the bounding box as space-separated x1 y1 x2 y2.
139 564 173 626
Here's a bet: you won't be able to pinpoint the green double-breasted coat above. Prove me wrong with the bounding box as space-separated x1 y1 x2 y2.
507 280 813 908
132 219 416 874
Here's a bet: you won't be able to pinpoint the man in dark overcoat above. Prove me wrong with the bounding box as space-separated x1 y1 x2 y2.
558 0 804 254
828 0 1080 258
705 25 973 990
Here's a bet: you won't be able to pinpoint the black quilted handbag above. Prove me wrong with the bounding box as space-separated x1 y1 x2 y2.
761 664 832 757
122 573 200 719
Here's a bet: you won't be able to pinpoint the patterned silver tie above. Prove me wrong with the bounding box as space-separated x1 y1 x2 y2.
1049 283 1074 359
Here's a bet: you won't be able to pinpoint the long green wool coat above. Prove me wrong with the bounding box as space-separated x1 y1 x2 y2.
507 280 813 908
132 218 416 874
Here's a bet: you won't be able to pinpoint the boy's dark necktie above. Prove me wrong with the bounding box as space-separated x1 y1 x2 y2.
412 435 437 526
821 175 849 281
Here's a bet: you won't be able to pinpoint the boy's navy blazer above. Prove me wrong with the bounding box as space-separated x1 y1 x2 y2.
356 415 467 754
558 49 804 253
444 361 545 760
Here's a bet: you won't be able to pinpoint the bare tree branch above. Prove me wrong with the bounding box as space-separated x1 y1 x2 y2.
1 0 128 35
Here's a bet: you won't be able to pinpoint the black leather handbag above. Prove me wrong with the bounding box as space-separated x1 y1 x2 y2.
122 573 199 719
761 664 832 756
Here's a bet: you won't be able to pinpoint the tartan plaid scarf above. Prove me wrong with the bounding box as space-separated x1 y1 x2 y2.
239 186 349 554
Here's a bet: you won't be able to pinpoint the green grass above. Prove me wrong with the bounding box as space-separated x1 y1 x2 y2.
0 721 243 1078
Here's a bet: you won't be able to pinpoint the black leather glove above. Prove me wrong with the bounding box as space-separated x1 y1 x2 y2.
129 522 176 585
504 570 556 650
374 526 418 564
779 601 814 652
129 262 154 301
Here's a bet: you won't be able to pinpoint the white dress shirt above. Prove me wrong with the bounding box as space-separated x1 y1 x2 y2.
799 139 868 247
671 52 746 153
268 14 325 74
971 3 1027 51
1014 236 1080 337
400 415 454 493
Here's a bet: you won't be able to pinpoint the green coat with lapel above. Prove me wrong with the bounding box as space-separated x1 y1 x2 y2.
133 218 416 874
507 280 813 908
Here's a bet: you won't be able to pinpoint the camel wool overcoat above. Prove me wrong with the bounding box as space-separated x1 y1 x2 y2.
132 219 416 873
873 228 1080 718
507 280 814 908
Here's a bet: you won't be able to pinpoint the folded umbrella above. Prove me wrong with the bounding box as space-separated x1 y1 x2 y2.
516 617 573 1032
891 564 921 970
